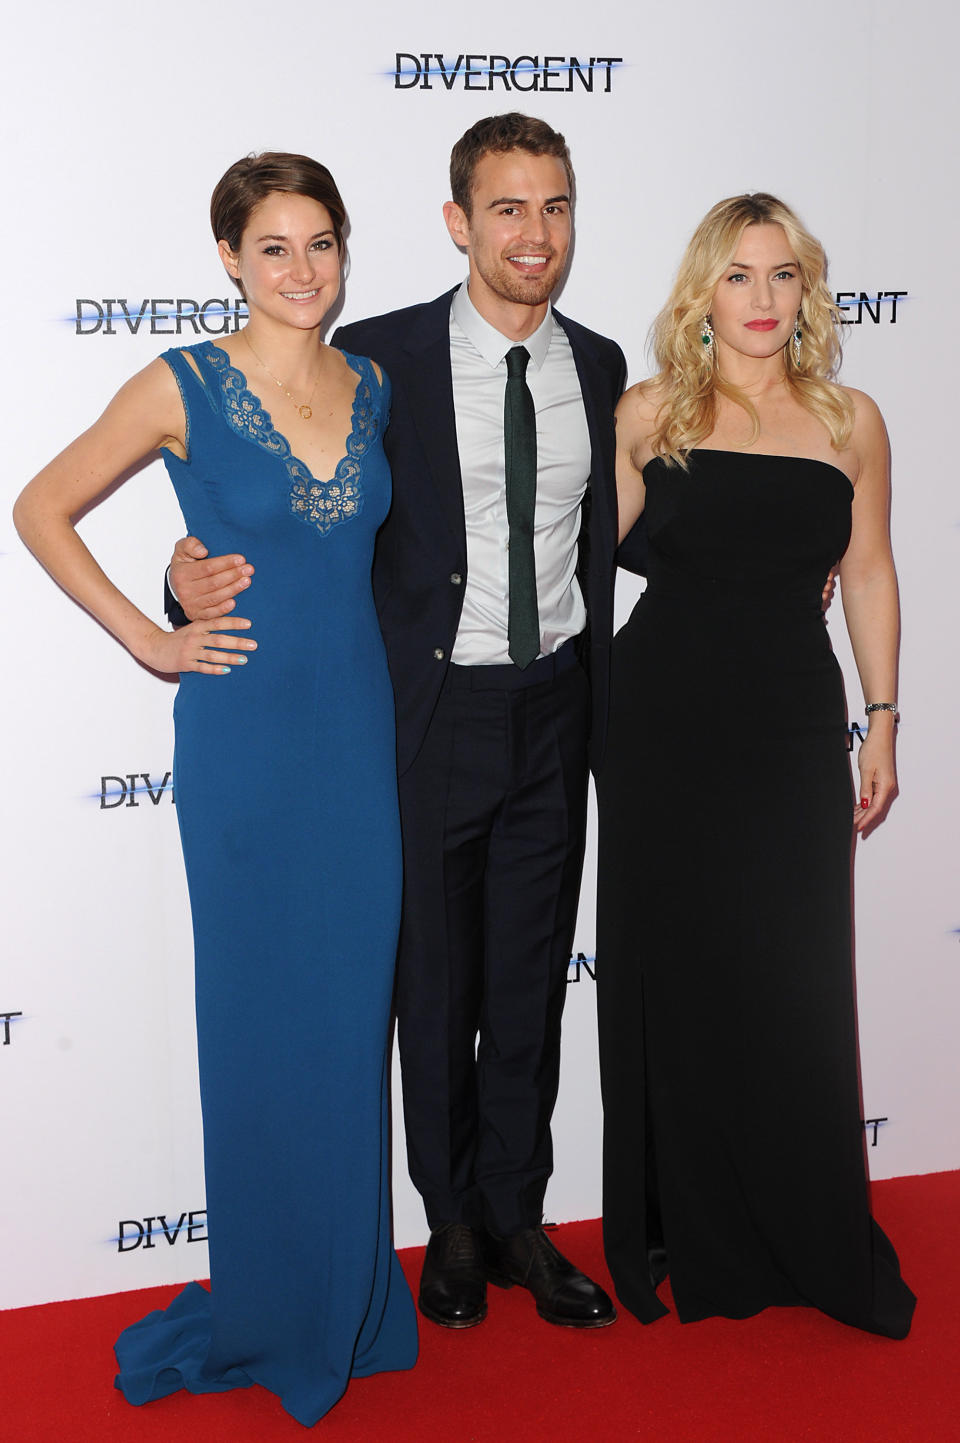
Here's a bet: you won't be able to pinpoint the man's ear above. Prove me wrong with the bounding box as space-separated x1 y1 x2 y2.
443 200 470 250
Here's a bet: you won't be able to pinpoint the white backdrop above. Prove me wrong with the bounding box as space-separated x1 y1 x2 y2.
2 0 957 1311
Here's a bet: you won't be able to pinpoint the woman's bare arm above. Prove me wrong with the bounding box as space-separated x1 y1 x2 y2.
837 389 900 833
615 382 661 543
13 359 256 674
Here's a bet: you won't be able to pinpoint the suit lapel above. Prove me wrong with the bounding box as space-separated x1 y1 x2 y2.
554 311 613 489
554 310 617 592
400 291 467 551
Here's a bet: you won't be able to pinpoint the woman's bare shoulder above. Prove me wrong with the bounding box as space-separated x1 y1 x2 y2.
89 355 187 456
840 384 886 435
840 385 889 472
616 377 665 427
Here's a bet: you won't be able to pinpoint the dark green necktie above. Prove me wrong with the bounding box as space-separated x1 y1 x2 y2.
504 345 540 669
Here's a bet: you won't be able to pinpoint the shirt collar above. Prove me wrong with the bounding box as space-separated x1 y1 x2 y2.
451 280 555 371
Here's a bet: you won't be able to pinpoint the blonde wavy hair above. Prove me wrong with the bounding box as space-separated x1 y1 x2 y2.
650 193 854 465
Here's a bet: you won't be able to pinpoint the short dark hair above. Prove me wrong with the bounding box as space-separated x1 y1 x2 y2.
210 152 347 258
449 113 574 217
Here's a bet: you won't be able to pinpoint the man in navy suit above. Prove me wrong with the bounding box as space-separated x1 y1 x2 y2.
169 114 642 1331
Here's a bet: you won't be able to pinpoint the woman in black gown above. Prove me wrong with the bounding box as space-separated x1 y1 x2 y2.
597 193 915 1338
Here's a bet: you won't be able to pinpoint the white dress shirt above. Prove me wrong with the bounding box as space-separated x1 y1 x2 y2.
449 281 591 666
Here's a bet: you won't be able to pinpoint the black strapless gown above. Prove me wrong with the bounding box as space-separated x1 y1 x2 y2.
596 450 915 1338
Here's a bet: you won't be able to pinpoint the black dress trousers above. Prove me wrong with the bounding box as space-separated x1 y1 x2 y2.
395 643 591 1237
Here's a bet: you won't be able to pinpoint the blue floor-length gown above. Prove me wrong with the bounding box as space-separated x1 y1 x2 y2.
114 341 418 1426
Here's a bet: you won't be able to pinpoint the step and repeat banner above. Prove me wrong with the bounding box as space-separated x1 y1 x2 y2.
2 0 957 1310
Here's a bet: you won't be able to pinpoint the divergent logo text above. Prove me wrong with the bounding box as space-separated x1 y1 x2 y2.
74 299 247 337
394 54 623 92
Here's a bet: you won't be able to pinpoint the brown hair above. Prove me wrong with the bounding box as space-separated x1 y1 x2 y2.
210 152 347 259
449 113 574 217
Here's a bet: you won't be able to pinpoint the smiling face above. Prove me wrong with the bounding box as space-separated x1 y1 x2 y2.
443 148 572 328
218 191 341 331
709 223 804 365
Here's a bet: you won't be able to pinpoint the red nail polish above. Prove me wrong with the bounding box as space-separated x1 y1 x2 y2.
860 798 869 809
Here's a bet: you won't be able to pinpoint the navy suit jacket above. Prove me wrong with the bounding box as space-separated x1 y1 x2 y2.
334 287 644 777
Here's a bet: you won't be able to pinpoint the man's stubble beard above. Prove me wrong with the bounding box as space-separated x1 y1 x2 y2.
479 253 566 310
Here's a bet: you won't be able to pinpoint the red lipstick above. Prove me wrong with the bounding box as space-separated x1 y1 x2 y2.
745 319 779 331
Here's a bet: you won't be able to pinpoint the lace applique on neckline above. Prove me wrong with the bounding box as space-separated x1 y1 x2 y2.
199 342 375 536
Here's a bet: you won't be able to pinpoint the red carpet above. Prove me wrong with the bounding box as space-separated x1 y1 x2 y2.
3 1172 956 1441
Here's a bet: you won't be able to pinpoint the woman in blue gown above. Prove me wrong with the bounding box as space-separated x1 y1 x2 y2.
14 152 418 1426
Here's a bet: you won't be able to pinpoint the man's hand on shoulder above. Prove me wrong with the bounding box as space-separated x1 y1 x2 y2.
170 535 255 622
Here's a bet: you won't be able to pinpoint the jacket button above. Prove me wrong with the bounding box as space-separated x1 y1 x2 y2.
433 648 445 660
450 572 463 585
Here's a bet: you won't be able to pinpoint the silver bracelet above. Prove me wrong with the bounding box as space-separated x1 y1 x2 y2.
864 702 899 716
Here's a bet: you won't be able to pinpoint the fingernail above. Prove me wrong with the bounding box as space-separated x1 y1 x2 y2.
234 656 247 664
860 798 869 809
220 666 231 674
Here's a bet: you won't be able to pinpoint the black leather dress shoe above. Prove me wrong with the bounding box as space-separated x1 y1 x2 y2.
485 1227 617 1328
418 1223 487 1328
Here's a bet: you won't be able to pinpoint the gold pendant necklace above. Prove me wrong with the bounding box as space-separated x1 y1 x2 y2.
243 333 322 420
